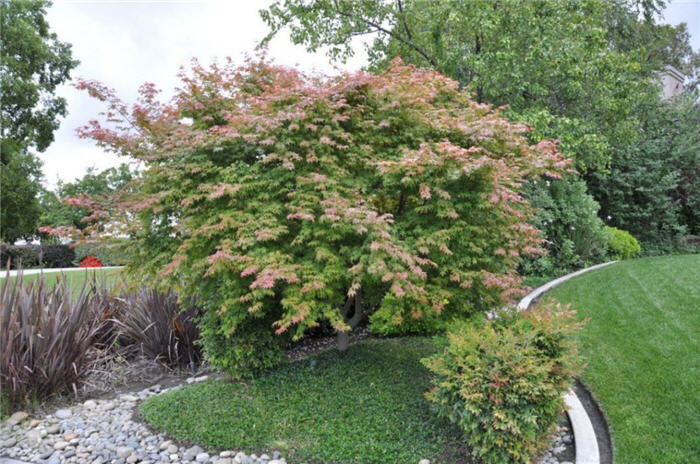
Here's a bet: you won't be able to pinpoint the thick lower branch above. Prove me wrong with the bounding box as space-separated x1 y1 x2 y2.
331 0 438 68
337 288 363 351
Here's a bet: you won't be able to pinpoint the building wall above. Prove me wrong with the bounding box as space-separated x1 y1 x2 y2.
661 65 685 100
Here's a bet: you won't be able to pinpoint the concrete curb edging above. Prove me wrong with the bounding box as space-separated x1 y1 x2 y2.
518 261 617 464
517 261 617 312
564 390 600 464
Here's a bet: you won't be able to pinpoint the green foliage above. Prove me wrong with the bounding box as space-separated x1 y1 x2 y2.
72 239 132 266
197 309 287 379
549 255 700 463
512 108 611 173
75 58 568 373
588 95 699 251
0 143 44 243
40 164 137 232
423 301 584 464
670 98 700 236
140 338 470 464
604 226 641 259
368 292 451 335
0 0 78 152
521 176 609 277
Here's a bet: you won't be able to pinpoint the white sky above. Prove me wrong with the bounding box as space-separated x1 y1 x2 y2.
39 0 700 190
40 0 369 189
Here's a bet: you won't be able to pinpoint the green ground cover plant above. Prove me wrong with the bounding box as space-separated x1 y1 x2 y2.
548 255 700 463
141 337 471 464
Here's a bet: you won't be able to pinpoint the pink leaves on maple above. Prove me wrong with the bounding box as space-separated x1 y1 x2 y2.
419 184 432 200
72 53 571 338
249 265 300 290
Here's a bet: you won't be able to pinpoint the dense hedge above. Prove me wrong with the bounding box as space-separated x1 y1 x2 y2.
0 245 75 269
0 241 132 269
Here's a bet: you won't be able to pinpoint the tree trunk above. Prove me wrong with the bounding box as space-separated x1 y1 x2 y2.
337 288 363 351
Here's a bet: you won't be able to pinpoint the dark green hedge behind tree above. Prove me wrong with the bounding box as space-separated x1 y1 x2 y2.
588 96 700 251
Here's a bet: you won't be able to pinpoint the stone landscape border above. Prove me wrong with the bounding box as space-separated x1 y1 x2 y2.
518 261 617 464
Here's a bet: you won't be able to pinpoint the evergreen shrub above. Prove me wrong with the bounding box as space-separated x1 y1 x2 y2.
423 301 584 464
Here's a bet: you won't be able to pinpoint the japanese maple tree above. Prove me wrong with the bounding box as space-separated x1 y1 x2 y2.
74 57 568 375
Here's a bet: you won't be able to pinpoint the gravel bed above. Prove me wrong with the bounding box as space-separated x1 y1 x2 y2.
1 378 283 464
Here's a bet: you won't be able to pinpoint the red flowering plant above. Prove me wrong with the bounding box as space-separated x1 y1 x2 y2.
72 56 569 376
79 255 103 268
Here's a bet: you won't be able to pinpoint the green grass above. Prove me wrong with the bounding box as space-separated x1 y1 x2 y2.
547 254 699 464
1 267 123 291
140 337 470 464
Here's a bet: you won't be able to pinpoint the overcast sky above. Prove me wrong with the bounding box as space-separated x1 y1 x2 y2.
39 0 700 190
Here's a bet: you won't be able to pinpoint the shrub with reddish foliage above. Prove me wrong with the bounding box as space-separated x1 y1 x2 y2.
79 255 103 268
1 272 110 412
72 57 569 376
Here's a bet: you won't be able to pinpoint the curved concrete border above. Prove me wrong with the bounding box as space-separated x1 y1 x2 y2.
518 261 617 464
1 266 124 278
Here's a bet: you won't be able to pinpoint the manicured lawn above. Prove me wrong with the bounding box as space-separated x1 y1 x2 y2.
140 337 470 464
547 254 699 464
1 267 123 292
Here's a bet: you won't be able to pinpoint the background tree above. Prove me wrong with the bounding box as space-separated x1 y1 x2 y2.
0 141 43 243
588 95 700 251
0 0 78 242
40 163 137 231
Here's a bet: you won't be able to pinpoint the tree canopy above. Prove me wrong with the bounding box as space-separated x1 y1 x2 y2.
0 0 78 242
0 0 78 151
0 144 44 243
71 58 568 374
40 163 137 232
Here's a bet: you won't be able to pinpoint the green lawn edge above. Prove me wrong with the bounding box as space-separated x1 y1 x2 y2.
547 254 700 464
1 267 123 291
